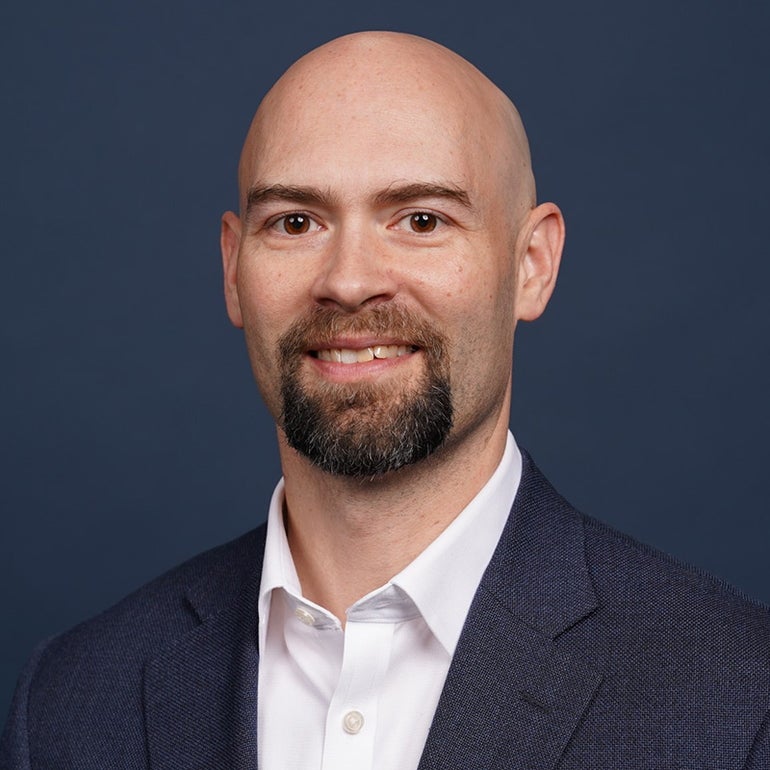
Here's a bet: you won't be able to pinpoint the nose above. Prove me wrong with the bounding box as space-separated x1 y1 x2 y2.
311 225 398 312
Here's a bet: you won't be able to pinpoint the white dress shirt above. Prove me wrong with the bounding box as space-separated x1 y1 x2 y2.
257 432 522 770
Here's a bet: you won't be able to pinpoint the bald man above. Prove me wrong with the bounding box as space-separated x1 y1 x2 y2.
2 32 769 770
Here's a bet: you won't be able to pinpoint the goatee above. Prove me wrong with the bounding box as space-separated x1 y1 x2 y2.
278 305 453 478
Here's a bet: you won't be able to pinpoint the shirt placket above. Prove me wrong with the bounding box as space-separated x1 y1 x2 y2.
320 619 395 770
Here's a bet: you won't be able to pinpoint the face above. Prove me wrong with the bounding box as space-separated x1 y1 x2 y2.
222 36 563 477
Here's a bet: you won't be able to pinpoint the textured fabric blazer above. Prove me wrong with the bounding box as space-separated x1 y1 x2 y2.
2 451 769 769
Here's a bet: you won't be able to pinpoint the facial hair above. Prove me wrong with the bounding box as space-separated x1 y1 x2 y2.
278 305 453 478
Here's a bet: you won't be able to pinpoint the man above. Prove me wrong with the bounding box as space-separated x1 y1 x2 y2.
2 30 768 770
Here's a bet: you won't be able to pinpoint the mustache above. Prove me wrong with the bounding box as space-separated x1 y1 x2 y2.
278 305 448 362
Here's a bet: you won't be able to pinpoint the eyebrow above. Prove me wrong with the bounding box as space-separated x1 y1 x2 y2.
245 181 474 217
372 182 474 210
245 184 336 216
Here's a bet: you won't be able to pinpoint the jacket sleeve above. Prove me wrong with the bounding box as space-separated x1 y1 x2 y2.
0 640 52 770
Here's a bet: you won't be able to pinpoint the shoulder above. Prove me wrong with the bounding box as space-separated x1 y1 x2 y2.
580 510 770 658
573 512 770 761
35 524 266 676
519 450 770 646
511 454 770 759
511 451 769 701
7 526 266 759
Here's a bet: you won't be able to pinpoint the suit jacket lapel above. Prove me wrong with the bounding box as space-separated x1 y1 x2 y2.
143 527 266 770
419 452 603 770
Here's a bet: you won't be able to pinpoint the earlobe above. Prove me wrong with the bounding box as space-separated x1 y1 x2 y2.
516 202 565 322
221 211 244 328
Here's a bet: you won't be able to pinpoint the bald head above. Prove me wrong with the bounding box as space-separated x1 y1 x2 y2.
237 32 535 215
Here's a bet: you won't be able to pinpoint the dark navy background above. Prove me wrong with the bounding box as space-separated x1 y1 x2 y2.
2 0 768 717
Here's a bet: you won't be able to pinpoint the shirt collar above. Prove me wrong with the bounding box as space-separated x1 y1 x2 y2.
258 478 298 650
258 432 521 655
390 432 520 655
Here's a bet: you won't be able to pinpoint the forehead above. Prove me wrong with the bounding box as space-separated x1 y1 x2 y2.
241 63 511 203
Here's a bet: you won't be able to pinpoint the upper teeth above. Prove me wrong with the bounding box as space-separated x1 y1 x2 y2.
316 345 413 363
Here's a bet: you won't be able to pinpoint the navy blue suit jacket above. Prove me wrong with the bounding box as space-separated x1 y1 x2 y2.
2 452 769 768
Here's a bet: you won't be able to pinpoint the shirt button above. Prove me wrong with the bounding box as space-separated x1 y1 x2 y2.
294 607 315 626
342 710 364 734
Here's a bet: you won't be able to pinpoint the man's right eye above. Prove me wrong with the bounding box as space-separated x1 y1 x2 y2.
272 213 318 235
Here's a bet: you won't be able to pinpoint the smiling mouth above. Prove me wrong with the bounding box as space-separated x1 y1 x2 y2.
311 345 418 364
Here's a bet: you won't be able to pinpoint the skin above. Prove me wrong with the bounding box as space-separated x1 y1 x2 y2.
221 32 565 621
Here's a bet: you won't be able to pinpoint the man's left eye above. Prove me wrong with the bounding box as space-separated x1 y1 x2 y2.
408 212 440 233
279 214 316 235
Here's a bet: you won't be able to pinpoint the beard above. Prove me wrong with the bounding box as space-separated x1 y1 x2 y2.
278 305 453 478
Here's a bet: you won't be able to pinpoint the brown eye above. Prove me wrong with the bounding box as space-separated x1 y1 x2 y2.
410 212 438 233
283 214 311 234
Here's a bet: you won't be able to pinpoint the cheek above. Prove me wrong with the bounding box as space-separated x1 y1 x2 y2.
235 261 301 404
424 254 514 328
240 313 286 422
237 257 301 341
438 264 517 388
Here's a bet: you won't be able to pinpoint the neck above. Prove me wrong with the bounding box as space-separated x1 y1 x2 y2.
278 407 510 621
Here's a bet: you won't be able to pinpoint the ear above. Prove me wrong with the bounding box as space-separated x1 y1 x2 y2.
515 202 565 322
221 211 244 328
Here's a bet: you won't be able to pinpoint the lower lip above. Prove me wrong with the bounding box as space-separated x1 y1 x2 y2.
306 350 419 382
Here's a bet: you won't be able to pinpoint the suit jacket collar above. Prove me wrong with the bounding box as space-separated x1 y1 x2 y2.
484 449 599 638
418 450 602 770
144 527 266 770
